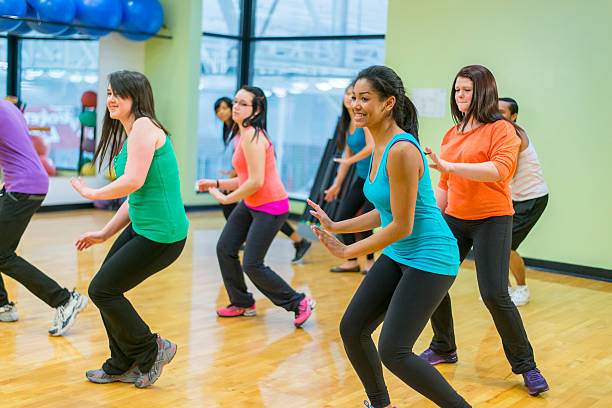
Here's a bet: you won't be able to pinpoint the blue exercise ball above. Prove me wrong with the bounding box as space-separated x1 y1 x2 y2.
0 0 27 32
26 0 75 35
75 0 122 37
8 18 30 34
119 0 163 41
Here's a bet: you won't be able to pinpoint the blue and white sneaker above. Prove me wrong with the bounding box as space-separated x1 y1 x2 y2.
0 302 18 322
48 290 88 336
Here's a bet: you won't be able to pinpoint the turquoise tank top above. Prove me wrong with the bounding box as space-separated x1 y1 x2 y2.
363 133 460 276
346 127 370 180
114 135 189 243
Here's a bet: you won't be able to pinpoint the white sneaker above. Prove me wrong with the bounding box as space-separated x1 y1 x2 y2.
48 290 88 336
0 302 19 322
510 285 530 306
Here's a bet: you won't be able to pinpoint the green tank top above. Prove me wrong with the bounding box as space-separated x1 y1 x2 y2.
113 135 189 243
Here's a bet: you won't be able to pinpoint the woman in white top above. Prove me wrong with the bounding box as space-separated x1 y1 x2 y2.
498 97 548 306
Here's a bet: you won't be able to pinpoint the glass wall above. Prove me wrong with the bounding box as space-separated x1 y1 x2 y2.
197 0 242 180
197 0 388 198
0 38 7 97
20 39 99 171
252 39 385 196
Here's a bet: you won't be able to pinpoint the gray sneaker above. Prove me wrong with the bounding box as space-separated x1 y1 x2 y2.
48 290 88 336
0 302 18 322
134 337 177 388
86 366 140 384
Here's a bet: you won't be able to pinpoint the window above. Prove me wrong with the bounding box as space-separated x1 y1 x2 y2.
252 39 385 197
0 38 7 97
197 37 240 179
198 0 242 180
196 0 388 198
254 0 388 37
19 39 99 171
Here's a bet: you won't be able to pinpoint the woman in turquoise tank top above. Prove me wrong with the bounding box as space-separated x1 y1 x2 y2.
70 71 187 388
309 66 469 408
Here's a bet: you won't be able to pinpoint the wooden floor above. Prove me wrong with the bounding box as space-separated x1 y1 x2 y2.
1 209 611 407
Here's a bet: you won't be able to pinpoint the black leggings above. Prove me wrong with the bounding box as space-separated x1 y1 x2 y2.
0 188 70 308
221 201 296 238
88 224 185 375
429 214 536 374
216 201 304 311
336 176 374 261
340 255 470 408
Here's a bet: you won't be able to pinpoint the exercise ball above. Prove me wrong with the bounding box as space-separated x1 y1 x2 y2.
78 110 97 127
81 161 96 176
0 0 27 32
39 155 56 176
82 138 95 153
74 0 121 37
26 0 75 35
119 0 163 41
81 90 97 108
31 134 50 155
8 18 30 34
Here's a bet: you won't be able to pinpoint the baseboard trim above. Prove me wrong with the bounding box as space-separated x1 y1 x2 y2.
38 203 94 212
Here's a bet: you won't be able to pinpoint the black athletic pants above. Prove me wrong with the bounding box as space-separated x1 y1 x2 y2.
216 201 304 312
340 255 470 408
88 224 185 374
0 187 70 308
429 214 537 374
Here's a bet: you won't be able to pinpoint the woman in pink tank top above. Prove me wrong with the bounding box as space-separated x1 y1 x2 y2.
197 86 314 327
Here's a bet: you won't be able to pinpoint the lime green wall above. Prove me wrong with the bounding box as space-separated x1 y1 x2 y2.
144 0 203 206
386 0 611 269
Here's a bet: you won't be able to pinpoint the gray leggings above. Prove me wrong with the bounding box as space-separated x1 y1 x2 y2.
340 255 470 408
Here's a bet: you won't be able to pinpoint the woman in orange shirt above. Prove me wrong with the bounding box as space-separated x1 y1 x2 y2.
420 65 549 396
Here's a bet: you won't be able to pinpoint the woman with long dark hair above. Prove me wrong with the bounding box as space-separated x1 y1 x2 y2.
70 70 188 388
309 65 469 408
209 97 312 263
420 65 549 396
197 86 314 327
324 84 376 273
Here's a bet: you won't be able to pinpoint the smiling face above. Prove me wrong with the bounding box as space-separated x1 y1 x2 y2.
106 84 133 121
454 76 474 114
351 78 394 128
215 100 232 124
231 89 255 125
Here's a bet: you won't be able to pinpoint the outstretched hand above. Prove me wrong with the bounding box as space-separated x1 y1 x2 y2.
311 225 346 259
424 146 452 173
307 199 336 232
70 177 98 200
75 230 107 251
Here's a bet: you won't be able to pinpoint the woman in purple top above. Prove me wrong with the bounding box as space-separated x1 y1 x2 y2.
0 98 87 335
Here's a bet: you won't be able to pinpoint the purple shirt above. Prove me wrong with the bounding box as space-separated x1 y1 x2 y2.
0 99 49 194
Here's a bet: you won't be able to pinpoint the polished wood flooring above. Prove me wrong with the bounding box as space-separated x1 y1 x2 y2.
1 209 610 407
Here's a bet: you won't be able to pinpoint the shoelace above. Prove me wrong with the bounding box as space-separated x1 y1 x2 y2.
525 369 541 381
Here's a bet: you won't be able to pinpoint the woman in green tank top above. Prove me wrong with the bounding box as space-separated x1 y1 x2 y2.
70 71 187 388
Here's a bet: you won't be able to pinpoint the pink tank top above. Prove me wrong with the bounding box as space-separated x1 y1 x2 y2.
232 129 288 213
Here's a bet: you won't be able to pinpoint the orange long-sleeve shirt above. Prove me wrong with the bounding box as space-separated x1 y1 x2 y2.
438 120 520 220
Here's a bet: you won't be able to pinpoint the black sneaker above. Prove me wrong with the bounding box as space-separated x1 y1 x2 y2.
291 239 312 264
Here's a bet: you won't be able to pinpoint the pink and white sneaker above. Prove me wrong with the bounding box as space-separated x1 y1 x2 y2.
216 304 257 317
293 297 315 328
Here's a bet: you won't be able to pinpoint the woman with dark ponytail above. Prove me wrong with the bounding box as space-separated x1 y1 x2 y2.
324 84 376 274
197 86 314 327
209 97 312 263
420 65 549 397
309 66 469 408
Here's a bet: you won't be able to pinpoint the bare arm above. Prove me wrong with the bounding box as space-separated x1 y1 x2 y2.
75 200 130 250
313 142 421 259
324 144 352 202
71 118 160 200
334 127 374 165
308 199 381 233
